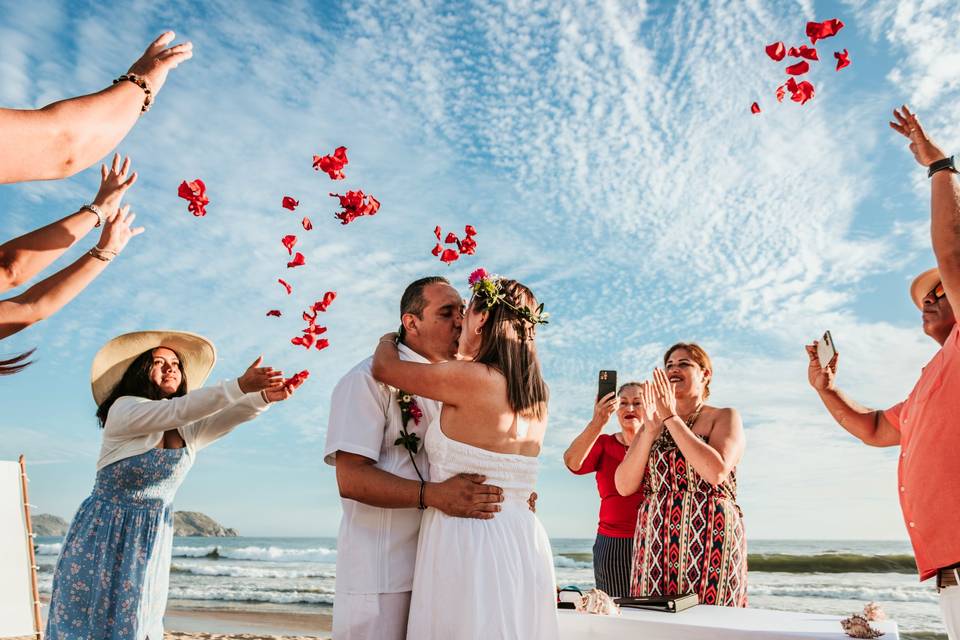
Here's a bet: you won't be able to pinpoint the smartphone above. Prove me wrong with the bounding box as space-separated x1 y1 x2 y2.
597 370 617 401
817 331 837 368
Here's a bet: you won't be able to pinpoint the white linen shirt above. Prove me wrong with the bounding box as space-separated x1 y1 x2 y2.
323 344 439 594
97 378 271 470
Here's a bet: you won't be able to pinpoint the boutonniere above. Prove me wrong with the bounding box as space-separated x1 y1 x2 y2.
394 389 425 481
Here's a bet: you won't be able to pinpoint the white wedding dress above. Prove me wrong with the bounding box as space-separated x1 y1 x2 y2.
406 414 560 639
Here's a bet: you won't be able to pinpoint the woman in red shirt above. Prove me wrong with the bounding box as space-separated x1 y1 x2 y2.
563 382 648 597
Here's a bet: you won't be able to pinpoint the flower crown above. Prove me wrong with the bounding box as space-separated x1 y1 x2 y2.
467 268 549 326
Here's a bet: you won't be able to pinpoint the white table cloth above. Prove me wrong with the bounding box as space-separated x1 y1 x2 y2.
558 605 899 639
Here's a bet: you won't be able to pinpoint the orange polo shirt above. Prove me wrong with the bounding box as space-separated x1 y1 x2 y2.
884 322 960 581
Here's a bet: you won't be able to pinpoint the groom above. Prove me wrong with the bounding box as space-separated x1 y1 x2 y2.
324 276 507 640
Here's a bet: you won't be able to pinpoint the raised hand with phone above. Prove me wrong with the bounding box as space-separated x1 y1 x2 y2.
562 371 647 598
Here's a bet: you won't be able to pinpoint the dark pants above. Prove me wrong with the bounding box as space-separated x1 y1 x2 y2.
592 533 633 598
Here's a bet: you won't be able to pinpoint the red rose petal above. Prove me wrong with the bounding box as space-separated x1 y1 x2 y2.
434 225 442 240
307 325 328 335
282 234 297 255
315 338 330 351
303 309 317 324
302 216 313 231
313 291 337 313
785 60 810 76
292 333 314 349
440 249 459 264
284 369 310 389
787 45 819 60
444 232 459 244
464 224 477 237
459 235 477 255
313 146 349 180
776 83 787 102
331 190 380 225
266 309 282 317
431 243 442 256
282 196 299 211
806 18 844 45
177 179 209 217
278 279 292 295
765 42 786 61
786 78 815 105
834 49 851 70
750 102 761 114
287 252 306 268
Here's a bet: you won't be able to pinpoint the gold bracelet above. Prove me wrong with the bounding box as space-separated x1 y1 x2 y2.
87 247 114 262
113 74 153 113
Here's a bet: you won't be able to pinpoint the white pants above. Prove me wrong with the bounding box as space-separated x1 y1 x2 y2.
332 591 411 640
942 583 960 640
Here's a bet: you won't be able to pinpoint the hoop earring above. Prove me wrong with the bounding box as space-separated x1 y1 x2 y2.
475 327 482 335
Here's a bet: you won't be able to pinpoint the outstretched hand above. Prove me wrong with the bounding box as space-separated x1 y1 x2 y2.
96 203 144 255
93 154 137 218
805 342 838 392
889 105 947 167
238 356 285 394
127 31 194 95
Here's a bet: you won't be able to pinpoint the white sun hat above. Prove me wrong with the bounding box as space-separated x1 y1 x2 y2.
91 330 216 405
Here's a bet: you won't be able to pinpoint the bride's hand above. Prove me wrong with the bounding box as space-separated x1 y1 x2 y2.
379 332 399 346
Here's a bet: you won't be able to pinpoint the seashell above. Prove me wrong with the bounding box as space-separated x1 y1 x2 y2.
862 601 887 621
840 614 884 638
575 588 620 616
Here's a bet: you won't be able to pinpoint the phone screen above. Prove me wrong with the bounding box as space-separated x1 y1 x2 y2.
817 331 836 368
597 370 617 401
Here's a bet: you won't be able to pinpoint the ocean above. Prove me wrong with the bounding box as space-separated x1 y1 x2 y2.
34 536 947 638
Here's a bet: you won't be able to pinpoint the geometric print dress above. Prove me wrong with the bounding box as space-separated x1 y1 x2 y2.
629 422 748 607
46 447 193 640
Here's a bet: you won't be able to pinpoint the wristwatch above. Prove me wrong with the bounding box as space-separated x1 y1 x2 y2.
928 155 957 178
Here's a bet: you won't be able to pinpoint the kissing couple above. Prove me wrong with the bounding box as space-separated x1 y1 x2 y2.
324 270 560 639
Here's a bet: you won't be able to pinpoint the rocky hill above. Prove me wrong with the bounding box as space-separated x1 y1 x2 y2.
32 511 238 537
173 511 239 537
32 513 68 536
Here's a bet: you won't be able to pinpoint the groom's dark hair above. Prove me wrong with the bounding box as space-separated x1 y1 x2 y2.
399 276 450 341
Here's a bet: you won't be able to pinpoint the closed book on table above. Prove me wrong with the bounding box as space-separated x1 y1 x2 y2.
615 592 699 613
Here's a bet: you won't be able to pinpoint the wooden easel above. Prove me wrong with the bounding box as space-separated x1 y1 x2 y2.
19 455 43 640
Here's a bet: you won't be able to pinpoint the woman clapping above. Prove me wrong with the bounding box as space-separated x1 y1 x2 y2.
615 343 747 607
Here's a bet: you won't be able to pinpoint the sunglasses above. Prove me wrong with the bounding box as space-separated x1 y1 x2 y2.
928 282 946 301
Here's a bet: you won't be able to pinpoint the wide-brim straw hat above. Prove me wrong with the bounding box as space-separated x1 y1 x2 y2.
91 330 216 405
909 267 940 310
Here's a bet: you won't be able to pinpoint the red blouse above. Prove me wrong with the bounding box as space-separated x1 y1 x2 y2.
569 433 643 538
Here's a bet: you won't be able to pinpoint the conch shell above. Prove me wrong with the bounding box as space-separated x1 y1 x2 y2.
862 601 887 621
840 614 884 638
575 589 620 616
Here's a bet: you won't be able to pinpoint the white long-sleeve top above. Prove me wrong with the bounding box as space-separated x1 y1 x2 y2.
96 378 270 470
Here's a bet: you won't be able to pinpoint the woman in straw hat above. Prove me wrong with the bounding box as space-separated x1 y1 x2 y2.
46 330 302 640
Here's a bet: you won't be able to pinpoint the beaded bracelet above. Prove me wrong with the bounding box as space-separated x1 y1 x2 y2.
113 73 153 113
87 246 116 262
80 203 105 227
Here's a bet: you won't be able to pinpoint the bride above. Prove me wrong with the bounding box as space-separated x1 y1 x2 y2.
372 268 558 639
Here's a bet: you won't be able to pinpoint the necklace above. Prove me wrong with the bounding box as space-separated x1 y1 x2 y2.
654 403 704 450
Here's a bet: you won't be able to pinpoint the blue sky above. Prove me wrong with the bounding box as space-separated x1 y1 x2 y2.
2 0 959 539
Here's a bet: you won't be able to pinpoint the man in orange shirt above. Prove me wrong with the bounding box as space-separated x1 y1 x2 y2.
805 106 960 639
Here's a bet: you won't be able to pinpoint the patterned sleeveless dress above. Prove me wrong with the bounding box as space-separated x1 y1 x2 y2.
629 418 748 607
46 447 193 639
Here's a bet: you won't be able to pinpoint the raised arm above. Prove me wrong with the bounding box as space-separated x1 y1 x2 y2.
0 154 136 293
614 382 658 496
105 363 284 438
0 199 143 340
0 32 192 184
650 369 743 487
890 106 960 304
564 392 616 472
371 333 493 407
804 343 900 447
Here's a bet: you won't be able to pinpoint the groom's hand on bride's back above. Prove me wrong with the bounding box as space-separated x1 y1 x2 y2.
427 473 504 519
